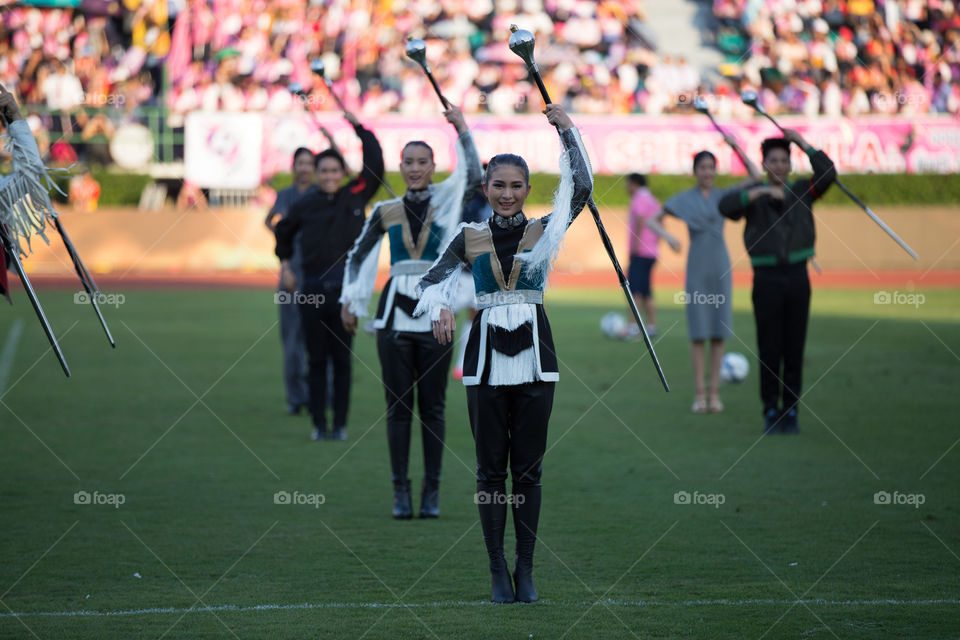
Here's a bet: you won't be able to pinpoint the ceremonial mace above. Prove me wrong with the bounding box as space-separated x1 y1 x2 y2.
509 26 669 392
309 59 350 112
405 38 451 109
741 91 918 260
289 68 396 198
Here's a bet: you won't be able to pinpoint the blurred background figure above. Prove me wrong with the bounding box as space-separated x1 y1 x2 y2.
624 172 662 340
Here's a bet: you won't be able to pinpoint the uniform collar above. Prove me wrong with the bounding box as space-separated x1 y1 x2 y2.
404 185 433 203
492 211 526 229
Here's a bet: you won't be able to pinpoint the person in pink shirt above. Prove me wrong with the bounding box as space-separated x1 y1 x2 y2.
626 173 663 338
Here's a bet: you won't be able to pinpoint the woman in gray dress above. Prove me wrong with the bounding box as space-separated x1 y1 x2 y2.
648 137 760 413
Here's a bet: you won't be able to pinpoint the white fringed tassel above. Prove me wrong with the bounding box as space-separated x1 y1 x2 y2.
516 127 592 283
0 119 68 256
413 260 463 321
485 303 538 386
339 201 386 317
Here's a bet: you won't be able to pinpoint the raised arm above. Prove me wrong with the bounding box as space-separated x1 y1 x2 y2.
343 110 385 205
783 128 837 200
443 106 483 208
540 104 593 230
723 133 762 182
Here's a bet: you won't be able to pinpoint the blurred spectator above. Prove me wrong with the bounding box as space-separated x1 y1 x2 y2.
1 0 957 137
713 0 960 115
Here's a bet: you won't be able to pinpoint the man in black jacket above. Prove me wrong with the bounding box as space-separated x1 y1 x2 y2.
275 111 385 441
719 129 836 434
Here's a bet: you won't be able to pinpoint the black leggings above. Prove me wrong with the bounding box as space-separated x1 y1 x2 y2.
467 382 555 567
377 329 453 488
299 291 353 430
752 263 811 414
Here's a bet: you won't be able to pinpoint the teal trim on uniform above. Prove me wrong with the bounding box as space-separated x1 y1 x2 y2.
750 247 815 267
471 254 500 295
386 225 411 264
515 262 546 292
740 190 750 207
421 225 445 263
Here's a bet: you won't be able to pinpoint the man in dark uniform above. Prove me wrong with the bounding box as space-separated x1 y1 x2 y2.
275 111 384 441
719 129 836 434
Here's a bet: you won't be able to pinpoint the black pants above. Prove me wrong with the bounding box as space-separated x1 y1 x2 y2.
298 286 352 431
467 382 555 566
751 263 811 414
377 329 453 489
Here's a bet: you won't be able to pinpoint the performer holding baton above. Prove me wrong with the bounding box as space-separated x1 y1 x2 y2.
275 111 385 442
718 130 836 434
340 105 482 519
416 103 592 603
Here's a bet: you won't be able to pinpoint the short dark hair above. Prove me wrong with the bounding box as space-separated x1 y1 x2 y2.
292 147 314 165
692 151 716 171
627 173 646 187
761 137 791 159
402 140 434 162
315 148 346 170
483 154 529 184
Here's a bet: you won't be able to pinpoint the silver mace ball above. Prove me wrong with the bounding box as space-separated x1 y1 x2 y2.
692 95 710 114
309 59 326 79
287 82 306 98
741 90 763 113
508 24 537 71
405 37 430 73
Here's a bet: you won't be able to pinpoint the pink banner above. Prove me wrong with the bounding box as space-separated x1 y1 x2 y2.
256 114 960 177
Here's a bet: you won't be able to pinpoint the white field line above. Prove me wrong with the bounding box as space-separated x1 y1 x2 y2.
2 598 957 618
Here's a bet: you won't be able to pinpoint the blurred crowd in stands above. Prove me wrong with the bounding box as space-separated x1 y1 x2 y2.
710 0 960 116
0 0 957 167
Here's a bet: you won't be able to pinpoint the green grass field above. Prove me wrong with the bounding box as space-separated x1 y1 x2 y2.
1 285 958 639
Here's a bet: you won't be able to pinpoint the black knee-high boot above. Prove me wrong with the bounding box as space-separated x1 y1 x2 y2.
511 484 542 603
387 422 412 519
477 485 515 603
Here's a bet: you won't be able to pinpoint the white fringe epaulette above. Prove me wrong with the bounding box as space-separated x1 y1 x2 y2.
516 127 593 283
0 119 69 256
339 200 388 317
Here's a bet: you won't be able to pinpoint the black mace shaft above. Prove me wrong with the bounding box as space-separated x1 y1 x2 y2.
54 218 115 348
509 26 669 392
405 38 451 110
1 226 70 376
